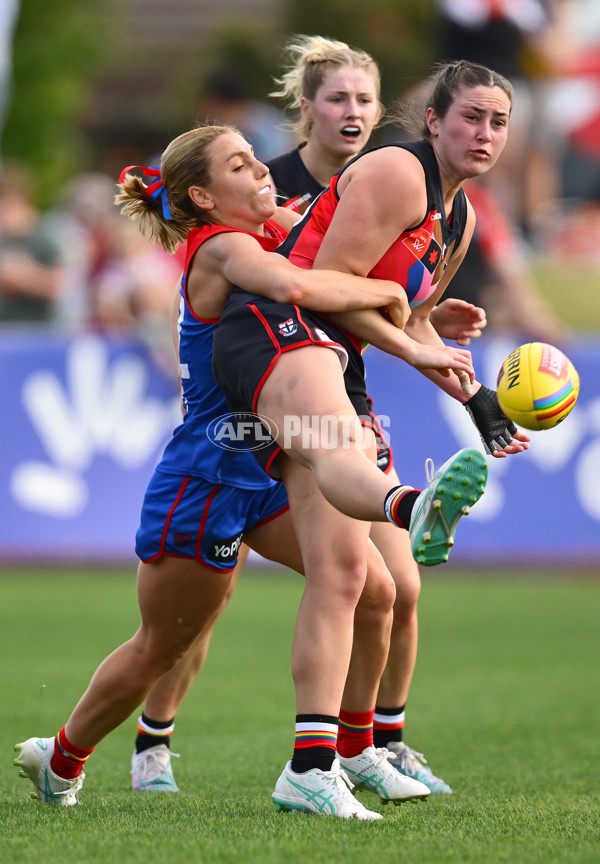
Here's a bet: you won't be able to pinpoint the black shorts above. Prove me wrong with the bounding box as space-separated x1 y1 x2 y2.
366 395 394 475
213 300 371 478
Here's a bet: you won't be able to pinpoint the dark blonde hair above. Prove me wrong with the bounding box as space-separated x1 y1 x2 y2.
115 124 239 254
395 60 513 140
270 35 383 140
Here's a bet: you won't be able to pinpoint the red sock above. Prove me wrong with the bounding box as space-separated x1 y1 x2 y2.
51 727 94 779
337 709 374 758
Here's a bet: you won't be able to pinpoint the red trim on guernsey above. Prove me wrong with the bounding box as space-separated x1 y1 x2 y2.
182 220 288 323
183 289 221 325
183 227 239 323
159 477 190 555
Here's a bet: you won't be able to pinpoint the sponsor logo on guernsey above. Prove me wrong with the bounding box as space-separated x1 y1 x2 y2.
402 226 442 274
210 531 244 564
279 318 298 336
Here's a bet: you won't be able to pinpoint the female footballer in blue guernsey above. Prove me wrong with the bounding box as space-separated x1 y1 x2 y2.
15 124 462 818
132 38 494 799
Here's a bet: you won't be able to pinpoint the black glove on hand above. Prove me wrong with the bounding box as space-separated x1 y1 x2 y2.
464 384 518 454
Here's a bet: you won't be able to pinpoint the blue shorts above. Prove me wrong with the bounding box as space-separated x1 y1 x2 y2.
135 469 289 572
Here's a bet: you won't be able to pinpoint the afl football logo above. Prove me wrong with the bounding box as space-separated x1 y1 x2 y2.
207 412 279 451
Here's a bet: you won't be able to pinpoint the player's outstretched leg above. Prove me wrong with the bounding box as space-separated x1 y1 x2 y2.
409 448 488 566
14 737 85 805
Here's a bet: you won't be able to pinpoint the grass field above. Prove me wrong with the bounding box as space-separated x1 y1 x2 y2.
1 567 599 864
533 261 600 334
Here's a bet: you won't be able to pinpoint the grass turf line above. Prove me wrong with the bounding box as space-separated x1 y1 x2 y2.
1 567 599 864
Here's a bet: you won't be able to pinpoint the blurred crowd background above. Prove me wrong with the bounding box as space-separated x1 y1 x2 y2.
2 0 600 347
2 0 600 565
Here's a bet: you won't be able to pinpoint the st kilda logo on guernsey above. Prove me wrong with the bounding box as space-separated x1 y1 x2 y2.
278 317 297 336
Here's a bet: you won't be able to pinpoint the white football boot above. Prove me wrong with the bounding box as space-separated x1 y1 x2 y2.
272 758 382 820
14 737 85 805
131 744 179 792
338 746 430 803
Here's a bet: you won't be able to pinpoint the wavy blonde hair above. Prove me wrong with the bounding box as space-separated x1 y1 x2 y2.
114 125 238 254
270 35 383 140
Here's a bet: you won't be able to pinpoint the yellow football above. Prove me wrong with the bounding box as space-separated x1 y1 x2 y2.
496 342 580 431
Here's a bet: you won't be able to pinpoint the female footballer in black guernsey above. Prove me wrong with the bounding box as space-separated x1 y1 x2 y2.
129 36 491 797
213 60 530 813
264 35 490 794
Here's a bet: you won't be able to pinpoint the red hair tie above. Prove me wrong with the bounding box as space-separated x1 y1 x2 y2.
118 165 172 220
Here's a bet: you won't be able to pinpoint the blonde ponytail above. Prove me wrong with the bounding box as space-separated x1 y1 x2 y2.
115 124 238 254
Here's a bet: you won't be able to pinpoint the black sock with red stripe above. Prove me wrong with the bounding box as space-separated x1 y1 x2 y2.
384 486 420 529
373 705 406 748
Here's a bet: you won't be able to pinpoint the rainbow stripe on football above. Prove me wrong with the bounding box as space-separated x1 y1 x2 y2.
496 342 580 431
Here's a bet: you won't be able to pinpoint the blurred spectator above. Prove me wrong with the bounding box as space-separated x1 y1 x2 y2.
44 171 121 329
435 0 569 237
443 179 571 345
93 216 181 374
198 70 295 162
94 219 179 332
528 0 600 265
0 0 19 156
544 0 600 200
0 161 62 322
45 169 181 371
